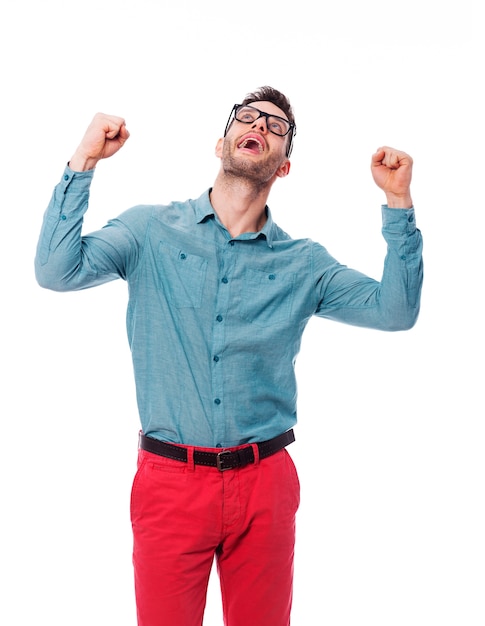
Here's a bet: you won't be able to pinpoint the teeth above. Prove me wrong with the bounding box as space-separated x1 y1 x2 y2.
240 138 263 153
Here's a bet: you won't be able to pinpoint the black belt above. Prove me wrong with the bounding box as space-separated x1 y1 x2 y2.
139 429 295 472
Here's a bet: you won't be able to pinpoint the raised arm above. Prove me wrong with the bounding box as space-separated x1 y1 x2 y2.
35 113 136 291
313 147 422 331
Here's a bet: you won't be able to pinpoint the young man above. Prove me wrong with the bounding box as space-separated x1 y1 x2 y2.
35 86 423 626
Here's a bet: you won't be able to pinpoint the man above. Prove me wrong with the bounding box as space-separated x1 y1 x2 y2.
35 86 423 625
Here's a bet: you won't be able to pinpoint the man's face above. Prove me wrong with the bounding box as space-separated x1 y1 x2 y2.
216 101 291 186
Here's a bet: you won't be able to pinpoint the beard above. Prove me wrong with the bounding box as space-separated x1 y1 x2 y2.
221 137 285 190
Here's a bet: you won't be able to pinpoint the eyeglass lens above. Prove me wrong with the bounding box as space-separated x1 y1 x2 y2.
235 106 291 136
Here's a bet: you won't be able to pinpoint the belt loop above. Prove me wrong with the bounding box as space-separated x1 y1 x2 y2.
186 446 195 472
251 443 260 466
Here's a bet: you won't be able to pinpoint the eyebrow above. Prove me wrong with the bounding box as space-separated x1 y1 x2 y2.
246 104 289 122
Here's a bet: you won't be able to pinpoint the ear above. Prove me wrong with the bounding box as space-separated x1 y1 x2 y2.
276 159 291 179
215 138 224 158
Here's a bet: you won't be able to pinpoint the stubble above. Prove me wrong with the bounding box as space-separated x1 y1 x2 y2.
221 137 285 191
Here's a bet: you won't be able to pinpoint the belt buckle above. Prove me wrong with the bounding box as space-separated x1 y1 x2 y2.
216 450 233 472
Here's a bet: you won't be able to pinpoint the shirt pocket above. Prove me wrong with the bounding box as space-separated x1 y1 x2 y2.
237 268 295 327
159 242 208 308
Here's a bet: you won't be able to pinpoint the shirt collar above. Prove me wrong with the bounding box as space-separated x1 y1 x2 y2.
195 189 275 248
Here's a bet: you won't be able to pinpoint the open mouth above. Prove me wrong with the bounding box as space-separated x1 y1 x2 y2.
237 135 264 154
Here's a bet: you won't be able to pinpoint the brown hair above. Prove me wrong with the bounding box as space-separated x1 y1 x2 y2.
241 86 296 128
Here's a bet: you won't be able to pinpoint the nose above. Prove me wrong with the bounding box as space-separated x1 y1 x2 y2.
251 114 269 133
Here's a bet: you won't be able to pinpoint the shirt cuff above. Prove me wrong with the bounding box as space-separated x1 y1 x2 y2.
381 205 416 234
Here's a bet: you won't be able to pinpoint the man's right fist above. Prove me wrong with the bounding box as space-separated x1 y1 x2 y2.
69 113 130 172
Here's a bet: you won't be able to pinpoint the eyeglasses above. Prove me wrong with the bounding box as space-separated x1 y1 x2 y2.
224 104 296 156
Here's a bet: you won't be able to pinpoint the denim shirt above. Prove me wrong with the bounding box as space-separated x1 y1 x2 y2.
35 166 423 447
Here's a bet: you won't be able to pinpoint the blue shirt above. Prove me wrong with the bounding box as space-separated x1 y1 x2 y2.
35 166 423 447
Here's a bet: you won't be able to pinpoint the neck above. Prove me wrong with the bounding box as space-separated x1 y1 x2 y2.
210 171 272 238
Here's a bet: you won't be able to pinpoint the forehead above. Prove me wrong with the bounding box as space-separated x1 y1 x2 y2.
246 100 288 120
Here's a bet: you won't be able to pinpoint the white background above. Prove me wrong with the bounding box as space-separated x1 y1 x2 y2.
1 1 483 624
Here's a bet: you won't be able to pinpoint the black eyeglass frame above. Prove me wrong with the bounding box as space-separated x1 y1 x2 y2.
223 104 296 157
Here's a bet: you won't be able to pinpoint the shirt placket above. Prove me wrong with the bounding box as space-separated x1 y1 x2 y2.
210 238 236 447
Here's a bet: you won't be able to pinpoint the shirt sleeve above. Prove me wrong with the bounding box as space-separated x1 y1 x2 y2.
34 166 143 291
313 206 423 331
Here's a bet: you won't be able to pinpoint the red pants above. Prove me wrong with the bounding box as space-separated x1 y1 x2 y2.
130 443 300 626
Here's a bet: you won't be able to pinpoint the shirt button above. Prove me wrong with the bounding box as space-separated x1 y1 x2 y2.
401 255 407 260
64 174 69 181
180 253 187 260
221 277 228 284
60 215 67 220
214 398 221 405
213 355 220 362
216 443 223 448
229 241 235 246
268 274 276 280
408 215 414 222
216 315 223 322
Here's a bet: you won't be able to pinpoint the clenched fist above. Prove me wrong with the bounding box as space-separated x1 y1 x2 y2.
371 146 413 208
69 113 130 172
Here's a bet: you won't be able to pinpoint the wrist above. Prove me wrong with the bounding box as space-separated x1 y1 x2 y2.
385 192 413 209
68 152 99 172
